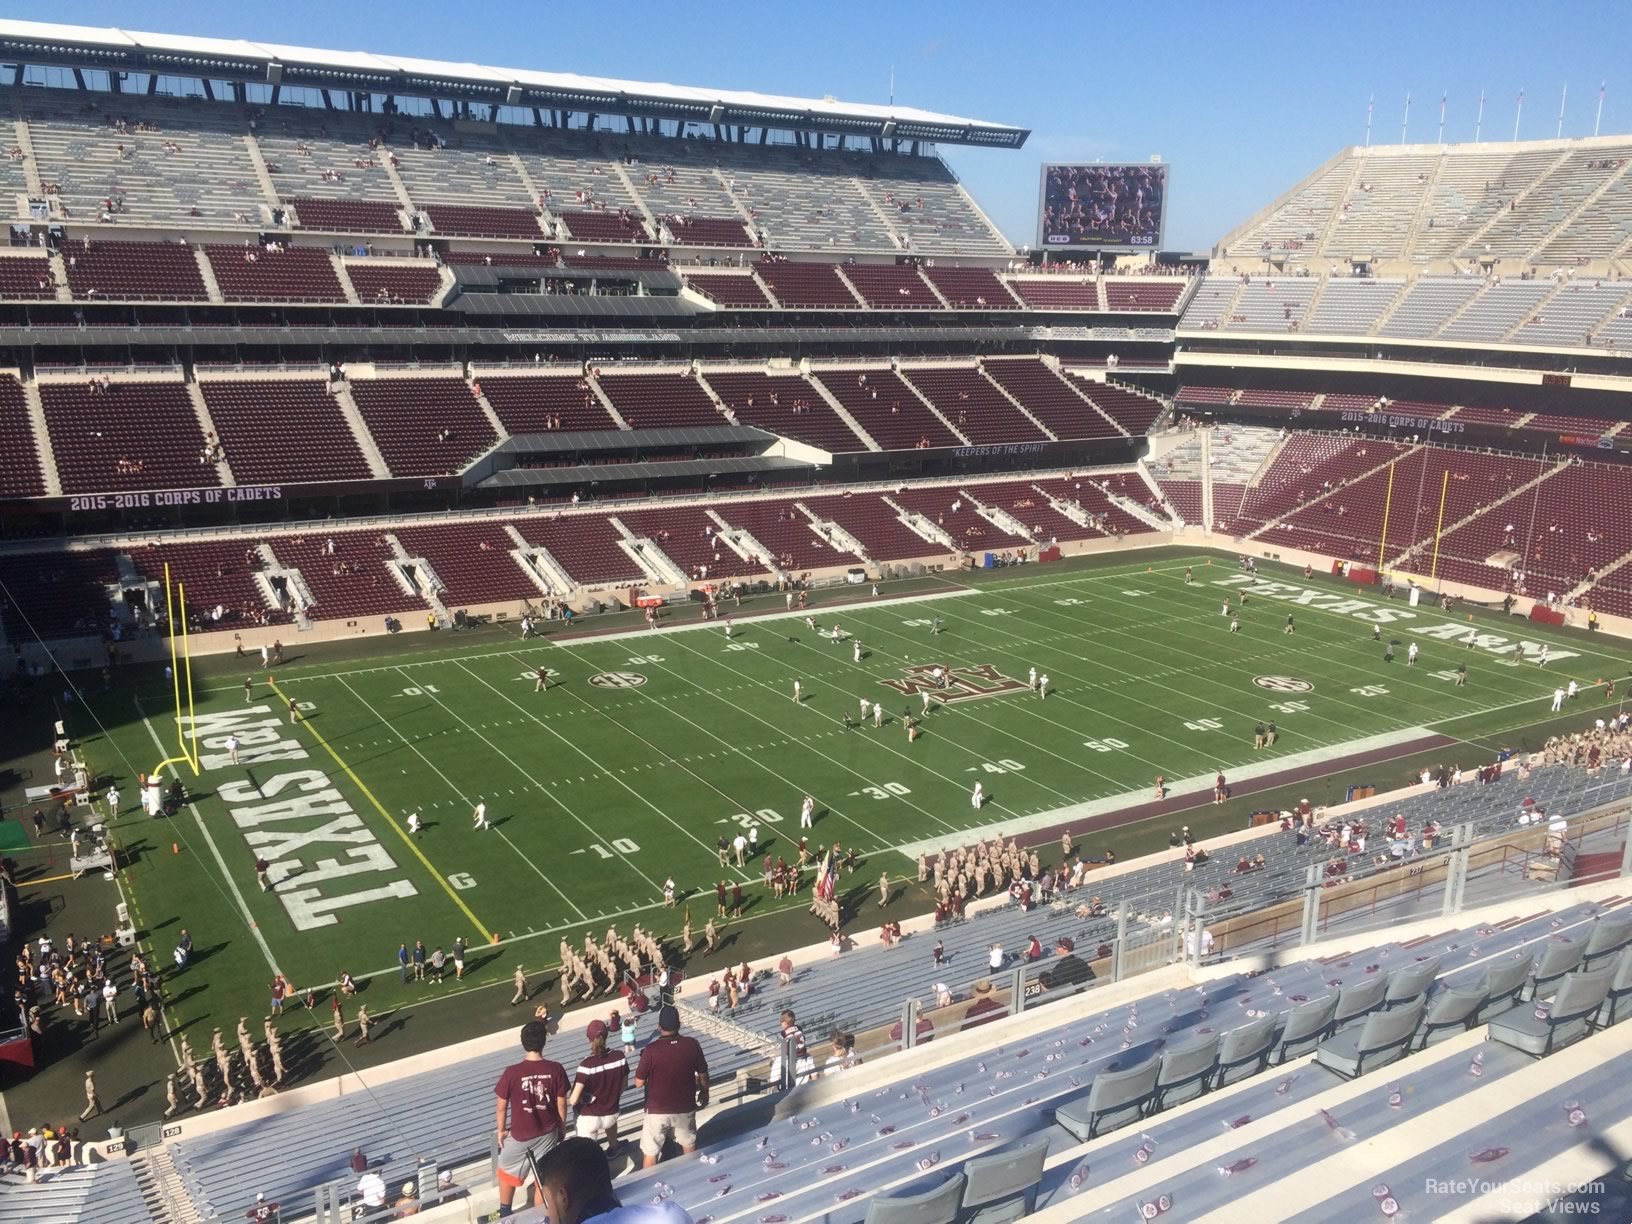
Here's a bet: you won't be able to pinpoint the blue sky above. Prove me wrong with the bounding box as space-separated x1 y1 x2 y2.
12 0 1632 252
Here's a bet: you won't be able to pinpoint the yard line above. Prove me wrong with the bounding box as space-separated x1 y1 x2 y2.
266 678 497 941
770 626 1133 799
335 675 587 922
1003 571 1569 723
133 700 284 977
505 650 903 850
443 661 748 889
496 652 887 855
651 632 983 840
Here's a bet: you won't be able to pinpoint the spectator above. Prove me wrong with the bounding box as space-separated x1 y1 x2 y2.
961 980 1006 1029
1038 937 1093 990
536 1136 694 1224
493 1019 569 1215
569 1019 628 1154
633 1005 709 1168
356 1166 386 1214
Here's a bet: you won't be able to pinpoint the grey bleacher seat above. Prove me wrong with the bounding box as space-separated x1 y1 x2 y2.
1489 967 1616 1057
1473 953 1536 1024
1523 940 1587 1001
1271 993 1338 1064
863 1172 966 1224
1411 986 1486 1050
1212 1013 1278 1088
1594 947 1632 1029
1582 914 1632 969
1153 1032 1219 1109
1331 976 1389 1029
1384 956 1443 1007
1055 1055 1160 1142
1315 995 1426 1080
957 1134 1051 1224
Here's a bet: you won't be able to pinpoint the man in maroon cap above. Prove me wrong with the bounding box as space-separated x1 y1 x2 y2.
1039 936 1092 990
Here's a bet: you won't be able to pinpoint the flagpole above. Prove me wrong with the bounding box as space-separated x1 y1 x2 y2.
1557 84 1567 139
1595 83 1605 137
1476 90 1486 142
1365 94 1374 147
1438 92 1446 144
1515 88 1525 141
1402 92 1411 144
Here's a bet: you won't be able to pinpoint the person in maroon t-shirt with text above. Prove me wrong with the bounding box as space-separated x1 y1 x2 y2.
493 1019 568 1215
633 1004 709 1168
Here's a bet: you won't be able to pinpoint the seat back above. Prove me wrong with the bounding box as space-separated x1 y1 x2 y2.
1384 956 1442 1006
1583 914 1632 965
1083 1055 1161 1138
1474 952 1535 1020
1155 1033 1220 1108
1214 1013 1278 1087
1548 966 1616 1023
1416 986 1485 1047
863 1172 966 1224
1333 975 1388 1027
1599 946 1632 1027
959 1134 1050 1222
1531 940 1587 995
1275 993 1338 1061
1348 995 1426 1074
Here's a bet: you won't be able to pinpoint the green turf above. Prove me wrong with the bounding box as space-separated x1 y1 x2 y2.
29 548 1627 1125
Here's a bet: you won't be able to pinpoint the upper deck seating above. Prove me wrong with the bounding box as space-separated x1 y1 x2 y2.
812 368 960 450
346 378 498 477
704 370 868 452
982 359 1119 439
478 374 622 433
200 380 371 484
900 366 1047 444
40 380 219 494
594 372 723 430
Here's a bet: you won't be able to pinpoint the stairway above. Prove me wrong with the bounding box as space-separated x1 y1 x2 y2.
192 249 225 304
242 132 282 212
610 162 659 238
185 382 236 486
469 380 510 439
20 378 62 497
803 371 881 451
584 375 632 430
331 253 362 304
977 365 1058 440
131 1143 206 1224
330 382 392 479
894 367 970 444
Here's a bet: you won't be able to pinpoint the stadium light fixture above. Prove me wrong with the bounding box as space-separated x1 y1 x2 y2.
266 60 282 85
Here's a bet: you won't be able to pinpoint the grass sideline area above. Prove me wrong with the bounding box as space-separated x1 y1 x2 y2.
3 546 1628 1131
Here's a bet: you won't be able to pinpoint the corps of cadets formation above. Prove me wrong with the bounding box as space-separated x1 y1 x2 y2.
925 831 1085 919
556 924 665 1005
1537 713 1632 771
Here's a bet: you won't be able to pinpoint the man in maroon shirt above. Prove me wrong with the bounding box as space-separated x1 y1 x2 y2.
493 1019 568 1216
633 1005 709 1168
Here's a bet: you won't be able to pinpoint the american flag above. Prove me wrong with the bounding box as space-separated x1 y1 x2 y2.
815 848 838 902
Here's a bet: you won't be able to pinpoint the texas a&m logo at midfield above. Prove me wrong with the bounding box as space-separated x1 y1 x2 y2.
879 663 1028 704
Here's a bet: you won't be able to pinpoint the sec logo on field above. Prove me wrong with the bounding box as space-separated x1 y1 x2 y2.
589 672 648 689
1253 675 1313 693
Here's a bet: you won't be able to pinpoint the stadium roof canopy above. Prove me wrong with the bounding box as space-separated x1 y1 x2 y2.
0 19 1029 149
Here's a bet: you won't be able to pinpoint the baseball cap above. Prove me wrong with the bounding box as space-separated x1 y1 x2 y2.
586 1019 608 1041
657 1004 680 1032
1055 937 1075 953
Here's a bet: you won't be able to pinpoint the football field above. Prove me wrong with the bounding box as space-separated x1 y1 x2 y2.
90 551 1628 1005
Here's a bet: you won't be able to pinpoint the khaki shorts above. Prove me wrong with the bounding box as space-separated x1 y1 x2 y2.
496 1129 560 1187
640 1111 697 1157
575 1113 619 1140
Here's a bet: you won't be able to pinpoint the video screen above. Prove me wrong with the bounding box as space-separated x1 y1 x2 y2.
1038 163 1168 250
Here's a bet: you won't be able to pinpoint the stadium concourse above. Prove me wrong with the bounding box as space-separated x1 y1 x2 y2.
1 15 1632 1224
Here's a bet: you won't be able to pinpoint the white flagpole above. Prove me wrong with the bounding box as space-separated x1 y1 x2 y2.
1595 83 1605 137
1438 92 1446 144
1402 92 1411 144
1557 84 1567 138
1476 90 1486 142
1365 94 1374 147
1514 88 1525 141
